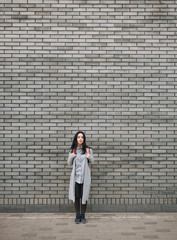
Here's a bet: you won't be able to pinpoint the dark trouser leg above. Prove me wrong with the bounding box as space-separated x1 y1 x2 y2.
81 201 87 214
74 182 81 214
80 183 87 214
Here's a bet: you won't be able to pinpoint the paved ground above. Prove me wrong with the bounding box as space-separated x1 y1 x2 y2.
0 212 177 240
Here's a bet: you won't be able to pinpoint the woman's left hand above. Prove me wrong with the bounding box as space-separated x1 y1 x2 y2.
86 148 90 159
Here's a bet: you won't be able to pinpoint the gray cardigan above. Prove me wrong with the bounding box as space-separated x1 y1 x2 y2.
68 148 94 204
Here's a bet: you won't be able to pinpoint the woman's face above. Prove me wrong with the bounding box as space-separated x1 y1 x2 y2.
77 133 84 147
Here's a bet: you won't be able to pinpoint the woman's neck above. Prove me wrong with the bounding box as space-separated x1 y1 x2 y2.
77 144 82 148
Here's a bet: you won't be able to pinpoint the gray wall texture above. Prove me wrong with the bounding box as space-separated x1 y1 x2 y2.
0 0 177 212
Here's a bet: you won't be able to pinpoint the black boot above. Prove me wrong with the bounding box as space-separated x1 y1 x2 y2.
74 214 81 224
81 213 87 224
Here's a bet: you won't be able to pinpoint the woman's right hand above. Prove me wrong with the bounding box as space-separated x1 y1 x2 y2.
72 150 76 158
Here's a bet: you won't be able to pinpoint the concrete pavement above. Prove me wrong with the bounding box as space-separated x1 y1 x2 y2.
0 212 177 240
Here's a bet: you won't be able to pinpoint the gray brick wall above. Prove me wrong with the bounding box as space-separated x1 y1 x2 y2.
0 0 177 212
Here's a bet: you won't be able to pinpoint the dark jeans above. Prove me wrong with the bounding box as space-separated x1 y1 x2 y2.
74 182 87 215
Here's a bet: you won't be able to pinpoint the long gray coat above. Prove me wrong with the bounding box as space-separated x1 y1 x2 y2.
68 148 94 204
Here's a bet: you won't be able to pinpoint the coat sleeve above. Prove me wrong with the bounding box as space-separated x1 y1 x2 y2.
87 148 94 164
68 150 75 166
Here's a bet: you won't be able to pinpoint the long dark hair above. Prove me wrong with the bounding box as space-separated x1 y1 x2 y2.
70 131 89 154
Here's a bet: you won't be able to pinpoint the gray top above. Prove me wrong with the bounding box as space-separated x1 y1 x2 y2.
68 148 94 204
75 147 86 184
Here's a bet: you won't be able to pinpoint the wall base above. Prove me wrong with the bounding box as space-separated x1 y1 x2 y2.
0 205 177 213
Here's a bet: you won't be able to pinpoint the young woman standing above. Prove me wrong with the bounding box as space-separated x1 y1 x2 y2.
68 131 94 224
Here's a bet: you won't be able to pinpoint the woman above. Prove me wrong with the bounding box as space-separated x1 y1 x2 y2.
68 131 94 224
